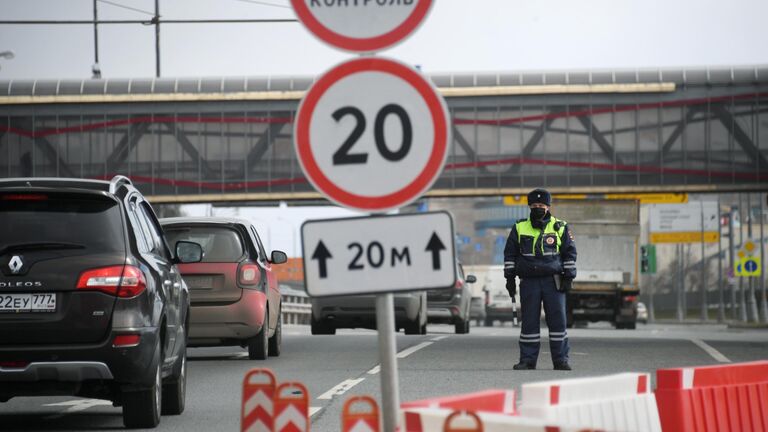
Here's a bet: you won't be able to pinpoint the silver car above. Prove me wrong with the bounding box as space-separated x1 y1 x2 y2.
311 291 428 335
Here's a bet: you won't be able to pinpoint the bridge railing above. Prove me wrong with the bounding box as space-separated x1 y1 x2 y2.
281 285 311 325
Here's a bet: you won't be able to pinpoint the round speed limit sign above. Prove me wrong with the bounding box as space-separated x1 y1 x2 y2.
295 57 450 213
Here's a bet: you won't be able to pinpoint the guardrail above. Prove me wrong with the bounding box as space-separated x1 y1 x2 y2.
281 286 311 325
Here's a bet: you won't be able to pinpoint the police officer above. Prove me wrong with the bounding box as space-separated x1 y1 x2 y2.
503 188 577 370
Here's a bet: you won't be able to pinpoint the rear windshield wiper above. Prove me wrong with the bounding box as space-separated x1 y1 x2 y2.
0 242 87 255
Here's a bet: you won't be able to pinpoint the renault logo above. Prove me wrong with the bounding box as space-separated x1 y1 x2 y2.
8 256 23 274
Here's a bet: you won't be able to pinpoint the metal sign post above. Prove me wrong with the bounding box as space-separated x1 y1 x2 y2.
301 213 455 432
291 4 445 430
375 293 399 432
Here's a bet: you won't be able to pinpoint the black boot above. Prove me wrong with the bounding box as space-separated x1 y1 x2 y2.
513 361 536 370
553 361 571 371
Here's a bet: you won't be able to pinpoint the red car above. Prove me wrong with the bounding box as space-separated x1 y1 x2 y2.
161 217 287 360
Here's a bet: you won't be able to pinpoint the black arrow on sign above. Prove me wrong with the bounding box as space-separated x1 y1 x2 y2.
425 232 446 270
311 241 332 279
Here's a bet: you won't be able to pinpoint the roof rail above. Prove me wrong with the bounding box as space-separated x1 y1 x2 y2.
109 175 133 194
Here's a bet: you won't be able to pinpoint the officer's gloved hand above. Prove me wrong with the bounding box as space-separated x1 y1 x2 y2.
506 278 516 298
561 278 573 293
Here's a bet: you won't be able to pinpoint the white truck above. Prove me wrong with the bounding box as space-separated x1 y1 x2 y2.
558 200 641 329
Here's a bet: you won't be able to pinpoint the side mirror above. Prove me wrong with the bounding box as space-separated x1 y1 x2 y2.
271 250 288 265
176 241 203 263
466 275 477 284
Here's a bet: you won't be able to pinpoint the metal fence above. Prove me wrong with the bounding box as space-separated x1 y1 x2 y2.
639 192 768 324
281 286 311 325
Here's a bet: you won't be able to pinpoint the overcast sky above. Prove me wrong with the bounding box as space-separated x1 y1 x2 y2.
1 0 767 81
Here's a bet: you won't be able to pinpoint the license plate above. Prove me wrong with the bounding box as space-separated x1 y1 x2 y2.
186 276 214 290
0 293 56 313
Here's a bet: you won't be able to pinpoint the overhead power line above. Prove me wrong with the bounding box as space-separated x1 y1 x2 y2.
0 19 297 25
231 0 291 9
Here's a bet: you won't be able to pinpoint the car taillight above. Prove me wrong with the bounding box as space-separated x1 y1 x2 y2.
113 334 141 347
239 263 261 287
0 361 29 369
625 295 638 303
77 265 147 298
1 194 47 201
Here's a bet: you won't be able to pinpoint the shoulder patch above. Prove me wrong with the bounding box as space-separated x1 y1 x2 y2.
568 226 575 241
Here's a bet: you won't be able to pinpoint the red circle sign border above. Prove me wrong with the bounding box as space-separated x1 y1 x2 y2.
290 0 433 53
295 57 449 212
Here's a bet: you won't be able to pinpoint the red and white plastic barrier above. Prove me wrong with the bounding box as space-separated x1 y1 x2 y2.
401 389 516 416
275 382 310 432
442 411 484 432
342 395 380 432
655 360 768 431
400 407 587 432
242 369 277 432
519 372 661 432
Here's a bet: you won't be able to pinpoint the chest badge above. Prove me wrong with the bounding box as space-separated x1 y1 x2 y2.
545 237 555 246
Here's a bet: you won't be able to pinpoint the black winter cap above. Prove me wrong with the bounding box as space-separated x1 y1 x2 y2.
527 188 551 206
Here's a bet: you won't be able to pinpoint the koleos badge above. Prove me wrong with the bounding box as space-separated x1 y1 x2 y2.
8 255 23 274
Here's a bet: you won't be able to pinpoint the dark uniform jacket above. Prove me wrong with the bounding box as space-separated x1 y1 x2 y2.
503 213 577 280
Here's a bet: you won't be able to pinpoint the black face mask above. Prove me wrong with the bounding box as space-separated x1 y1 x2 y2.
530 207 548 221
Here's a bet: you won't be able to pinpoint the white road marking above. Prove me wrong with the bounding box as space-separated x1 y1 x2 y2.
690 339 731 363
310 407 322 417
321 338 440 401
42 399 112 419
317 378 365 400
396 342 433 358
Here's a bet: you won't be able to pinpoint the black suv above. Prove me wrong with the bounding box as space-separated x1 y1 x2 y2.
0 176 202 429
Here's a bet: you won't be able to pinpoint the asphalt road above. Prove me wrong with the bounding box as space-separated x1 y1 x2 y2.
1 322 766 431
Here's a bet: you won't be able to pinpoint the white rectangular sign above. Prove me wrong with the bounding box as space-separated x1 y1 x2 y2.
301 211 456 297
650 201 719 232
649 201 720 243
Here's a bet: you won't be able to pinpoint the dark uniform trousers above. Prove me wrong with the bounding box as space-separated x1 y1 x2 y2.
518 276 570 365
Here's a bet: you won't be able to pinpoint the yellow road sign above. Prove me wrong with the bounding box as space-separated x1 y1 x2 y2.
605 193 688 204
736 257 762 277
650 231 720 244
503 195 526 205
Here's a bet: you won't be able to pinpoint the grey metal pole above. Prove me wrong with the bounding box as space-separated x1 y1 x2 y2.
728 206 737 321
646 214 655 323
717 196 725 323
92 0 99 66
684 244 690 318
677 244 684 322
739 195 748 322
760 193 768 324
154 0 160 78
648 271 655 323
376 293 400 432
747 194 759 322
700 201 708 322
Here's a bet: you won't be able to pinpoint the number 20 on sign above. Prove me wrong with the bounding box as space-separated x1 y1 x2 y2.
294 56 451 213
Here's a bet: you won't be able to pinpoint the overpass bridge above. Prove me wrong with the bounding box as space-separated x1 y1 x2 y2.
1 66 766 203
